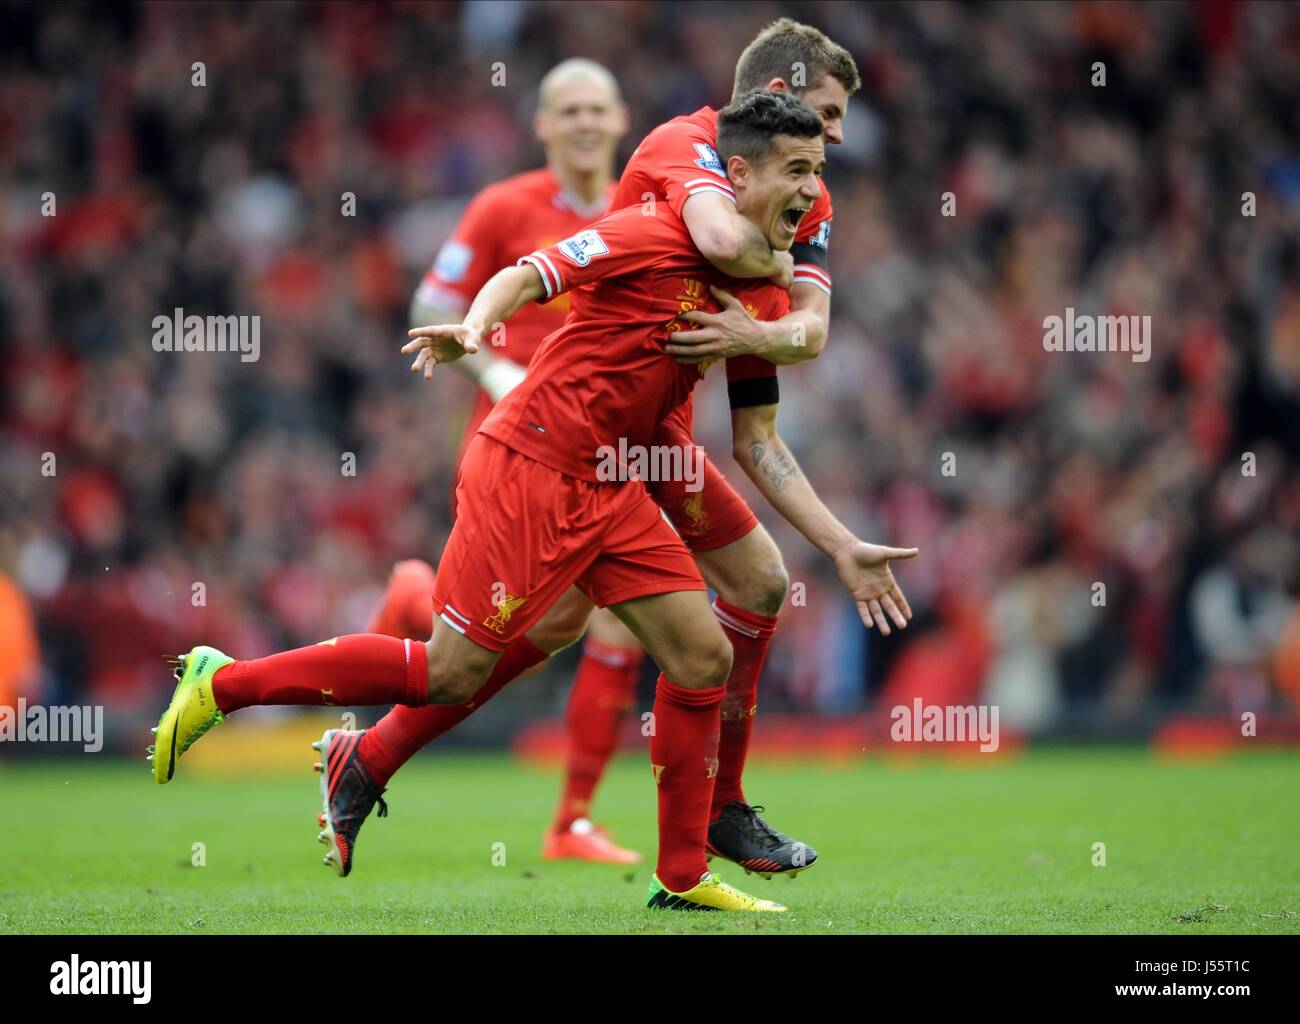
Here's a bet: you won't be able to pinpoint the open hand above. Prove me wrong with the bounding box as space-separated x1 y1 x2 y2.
402 323 482 379
832 541 919 635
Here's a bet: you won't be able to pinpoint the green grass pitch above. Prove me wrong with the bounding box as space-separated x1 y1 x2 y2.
2 749 1296 934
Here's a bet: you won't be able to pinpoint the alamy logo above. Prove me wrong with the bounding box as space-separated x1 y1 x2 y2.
151 307 261 362
50 956 151 1004
0 700 103 752
595 439 705 492
1042 307 1150 363
890 698 1000 752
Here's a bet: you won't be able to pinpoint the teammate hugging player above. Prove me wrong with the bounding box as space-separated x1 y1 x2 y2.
150 90 916 913
362 17 866 880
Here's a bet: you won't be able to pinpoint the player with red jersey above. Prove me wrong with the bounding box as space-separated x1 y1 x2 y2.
150 92 916 912
583 19 856 873
412 165 611 470
410 65 623 475
362 58 650 866
359 19 864 882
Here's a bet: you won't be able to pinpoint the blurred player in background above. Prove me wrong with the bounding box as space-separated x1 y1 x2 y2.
362 20 861 879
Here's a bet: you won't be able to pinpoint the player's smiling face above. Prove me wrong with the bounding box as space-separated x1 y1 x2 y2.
535 74 628 177
729 135 825 251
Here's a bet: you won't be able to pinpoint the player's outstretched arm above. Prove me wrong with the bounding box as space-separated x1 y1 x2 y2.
682 192 792 286
403 264 545 380
667 284 829 366
730 402 916 633
409 294 525 401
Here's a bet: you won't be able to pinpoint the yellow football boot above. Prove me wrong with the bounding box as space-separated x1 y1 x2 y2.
646 871 787 911
149 646 232 784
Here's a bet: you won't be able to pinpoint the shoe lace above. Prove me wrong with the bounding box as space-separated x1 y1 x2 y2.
741 804 783 849
703 874 761 907
375 793 388 818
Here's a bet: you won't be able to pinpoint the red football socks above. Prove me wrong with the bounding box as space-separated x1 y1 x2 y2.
358 636 548 788
649 675 724 893
709 598 778 817
553 638 644 831
212 634 428 715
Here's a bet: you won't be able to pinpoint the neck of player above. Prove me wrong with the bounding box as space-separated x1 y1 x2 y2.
550 161 608 208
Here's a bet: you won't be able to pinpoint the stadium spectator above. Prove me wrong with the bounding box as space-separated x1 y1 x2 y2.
2 1 1296 739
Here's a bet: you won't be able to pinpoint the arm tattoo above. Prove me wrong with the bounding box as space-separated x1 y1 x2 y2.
748 439 802 493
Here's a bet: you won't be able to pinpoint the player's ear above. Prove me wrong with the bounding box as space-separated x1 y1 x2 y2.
726 154 750 189
765 77 789 94
614 101 630 137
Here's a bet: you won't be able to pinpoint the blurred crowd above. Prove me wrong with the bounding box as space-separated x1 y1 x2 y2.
2 1 1299 736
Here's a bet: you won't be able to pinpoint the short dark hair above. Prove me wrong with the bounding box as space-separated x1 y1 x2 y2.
731 18 861 102
716 90 823 168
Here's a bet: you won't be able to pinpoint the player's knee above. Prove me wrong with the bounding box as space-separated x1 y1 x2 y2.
669 633 733 689
424 639 493 704
697 635 735 688
705 527 789 617
750 560 790 617
716 558 789 617
426 666 481 705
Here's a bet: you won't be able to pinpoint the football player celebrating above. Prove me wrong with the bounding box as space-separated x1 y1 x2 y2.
363 18 862 881
151 92 915 912
593 16 858 872
364 58 649 865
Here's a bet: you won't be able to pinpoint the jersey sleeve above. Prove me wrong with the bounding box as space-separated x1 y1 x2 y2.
632 119 736 219
413 187 510 315
516 207 669 300
790 181 833 297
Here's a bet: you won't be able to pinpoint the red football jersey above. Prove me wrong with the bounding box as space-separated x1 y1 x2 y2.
612 105 834 296
478 207 785 483
415 167 616 371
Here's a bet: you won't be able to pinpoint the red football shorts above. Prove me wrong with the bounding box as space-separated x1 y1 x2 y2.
432 435 706 651
453 395 758 554
645 402 759 552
